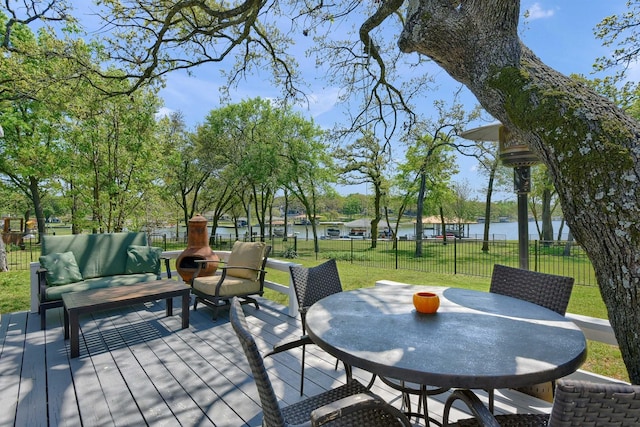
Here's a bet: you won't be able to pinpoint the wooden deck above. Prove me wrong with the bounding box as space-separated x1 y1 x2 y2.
1 293 610 427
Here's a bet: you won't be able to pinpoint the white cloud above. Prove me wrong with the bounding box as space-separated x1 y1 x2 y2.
155 107 174 121
621 59 640 84
305 87 342 119
527 3 555 20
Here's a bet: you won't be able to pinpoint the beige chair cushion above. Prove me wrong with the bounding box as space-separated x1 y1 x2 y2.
226 241 267 280
193 273 261 296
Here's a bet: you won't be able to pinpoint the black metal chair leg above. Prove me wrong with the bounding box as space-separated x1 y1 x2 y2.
300 344 306 396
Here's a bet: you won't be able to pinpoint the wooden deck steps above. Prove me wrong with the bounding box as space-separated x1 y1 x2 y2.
0 295 620 426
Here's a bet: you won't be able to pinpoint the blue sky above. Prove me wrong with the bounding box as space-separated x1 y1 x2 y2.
71 1 629 198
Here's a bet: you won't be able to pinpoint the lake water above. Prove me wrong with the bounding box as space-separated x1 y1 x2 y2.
155 219 571 241
456 220 571 241
377 219 569 241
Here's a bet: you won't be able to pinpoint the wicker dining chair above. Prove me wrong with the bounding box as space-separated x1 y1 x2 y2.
267 259 345 396
488 264 575 404
229 297 414 427
490 264 574 316
442 379 640 427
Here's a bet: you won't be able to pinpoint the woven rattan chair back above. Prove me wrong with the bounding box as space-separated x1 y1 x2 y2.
444 379 640 427
490 264 574 315
489 264 575 403
548 380 640 426
290 258 343 329
230 298 287 427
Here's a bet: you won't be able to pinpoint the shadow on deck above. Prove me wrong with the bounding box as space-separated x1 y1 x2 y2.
0 294 622 427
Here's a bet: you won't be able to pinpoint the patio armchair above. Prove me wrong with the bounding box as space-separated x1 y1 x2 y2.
267 259 345 396
229 297 414 427
191 241 270 320
488 264 575 404
442 379 640 427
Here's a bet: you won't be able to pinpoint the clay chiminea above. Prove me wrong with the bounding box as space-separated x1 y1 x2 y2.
175 214 219 283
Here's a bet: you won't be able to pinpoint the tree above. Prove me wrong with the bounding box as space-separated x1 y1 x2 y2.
449 179 476 237
404 132 457 255
387 156 421 245
65 79 161 233
396 1 640 383
199 98 284 239
0 237 6 272
157 113 212 229
472 139 510 251
341 195 366 217
403 95 471 255
0 14 82 238
278 111 333 252
335 129 390 248
528 165 561 243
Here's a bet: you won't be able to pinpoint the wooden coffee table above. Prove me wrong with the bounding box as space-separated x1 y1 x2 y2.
62 279 190 358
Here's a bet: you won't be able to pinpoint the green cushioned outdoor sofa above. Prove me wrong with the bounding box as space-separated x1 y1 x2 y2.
37 232 171 330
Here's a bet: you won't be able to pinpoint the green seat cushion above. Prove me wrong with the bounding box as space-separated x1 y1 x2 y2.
125 245 162 275
44 273 159 301
39 251 84 286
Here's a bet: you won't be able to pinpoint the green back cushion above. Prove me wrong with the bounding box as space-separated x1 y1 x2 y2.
39 251 83 286
125 245 162 275
41 232 148 279
227 241 267 280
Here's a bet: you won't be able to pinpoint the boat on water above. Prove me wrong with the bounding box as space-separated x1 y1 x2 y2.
348 228 368 239
327 228 341 237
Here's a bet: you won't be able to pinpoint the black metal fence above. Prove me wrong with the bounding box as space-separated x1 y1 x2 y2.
5 232 596 286
268 236 596 286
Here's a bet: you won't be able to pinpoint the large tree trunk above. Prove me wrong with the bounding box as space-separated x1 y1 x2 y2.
482 163 496 252
28 176 46 242
415 171 426 257
541 187 553 245
0 238 8 272
400 0 640 383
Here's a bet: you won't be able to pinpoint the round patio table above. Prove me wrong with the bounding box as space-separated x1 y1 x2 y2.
305 284 587 390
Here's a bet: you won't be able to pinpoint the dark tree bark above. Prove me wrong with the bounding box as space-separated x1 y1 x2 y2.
400 0 640 383
541 186 553 245
482 162 497 252
0 239 8 272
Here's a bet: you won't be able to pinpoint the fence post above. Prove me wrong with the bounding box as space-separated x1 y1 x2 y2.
350 238 354 264
454 236 457 275
534 240 538 272
395 237 398 270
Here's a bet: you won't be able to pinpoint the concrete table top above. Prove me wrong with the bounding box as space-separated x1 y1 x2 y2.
305 284 587 390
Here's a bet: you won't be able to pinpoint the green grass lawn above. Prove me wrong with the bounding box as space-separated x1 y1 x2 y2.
0 259 628 382
0 270 32 314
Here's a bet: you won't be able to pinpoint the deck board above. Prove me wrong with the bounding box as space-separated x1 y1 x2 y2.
1 293 615 427
16 310 48 427
43 309 81 427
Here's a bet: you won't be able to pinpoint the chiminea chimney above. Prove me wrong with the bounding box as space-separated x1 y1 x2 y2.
175 215 219 283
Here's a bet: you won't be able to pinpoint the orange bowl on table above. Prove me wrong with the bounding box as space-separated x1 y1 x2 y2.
413 292 440 314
